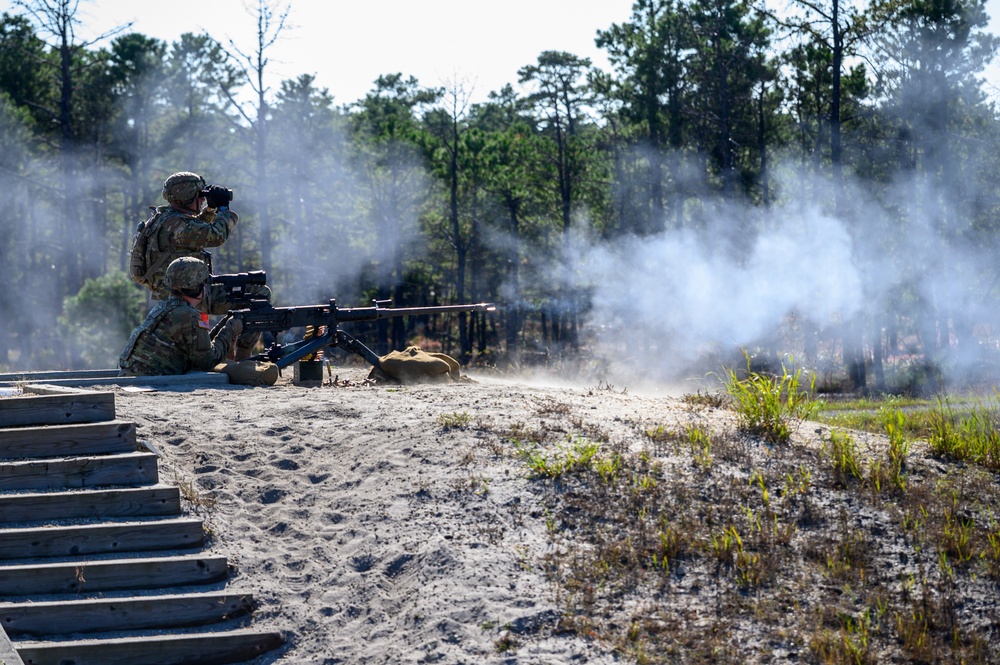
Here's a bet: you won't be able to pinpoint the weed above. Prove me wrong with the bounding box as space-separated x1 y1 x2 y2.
535 398 572 416
720 350 817 443
825 528 869 583
879 408 910 492
895 610 933 661
643 423 677 445
986 522 1000 579
493 632 519 653
682 389 727 409
710 525 742 567
594 452 623 483
468 474 491 495
826 431 863 485
927 398 1000 470
939 500 975 566
783 466 812 499
507 421 549 445
437 411 473 430
687 425 712 471
516 436 600 479
631 471 658 494
593 380 628 395
652 517 685 572
176 476 217 514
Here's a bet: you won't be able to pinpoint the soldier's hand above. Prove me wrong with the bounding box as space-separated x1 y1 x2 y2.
204 185 231 209
226 314 244 336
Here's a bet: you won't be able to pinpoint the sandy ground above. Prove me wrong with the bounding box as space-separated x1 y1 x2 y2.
113 367 698 664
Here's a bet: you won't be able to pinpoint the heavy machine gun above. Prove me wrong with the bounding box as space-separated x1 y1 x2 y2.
222 297 496 370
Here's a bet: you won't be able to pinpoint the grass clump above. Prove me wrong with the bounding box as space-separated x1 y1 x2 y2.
927 398 1000 470
437 411 473 430
516 436 601 479
826 430 864 486
721 351 818 443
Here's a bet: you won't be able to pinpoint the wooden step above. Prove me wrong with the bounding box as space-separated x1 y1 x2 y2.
0 370 120 382
0 421 138 459
13 629 284 665
0 451 158 491
0 518 205 559
0 591 254 636
0 372 230 390
0 486 181 523
0 391 115 428
0 554 229 595
0 627 24 665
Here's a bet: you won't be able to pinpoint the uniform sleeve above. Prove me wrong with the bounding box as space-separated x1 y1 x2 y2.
172 307 235 370
164 209 238 250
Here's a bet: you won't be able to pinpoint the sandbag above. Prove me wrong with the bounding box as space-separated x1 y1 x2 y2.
213 359 280 386
369 346 461 384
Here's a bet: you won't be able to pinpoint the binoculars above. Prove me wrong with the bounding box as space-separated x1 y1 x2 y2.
201 187 234 204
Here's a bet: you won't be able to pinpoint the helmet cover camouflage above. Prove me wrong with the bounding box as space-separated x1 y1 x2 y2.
163 257 209 293
162 172 207 205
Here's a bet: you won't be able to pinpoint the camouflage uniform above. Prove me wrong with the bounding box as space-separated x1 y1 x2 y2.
118 297 240 376
142 172 270 358
144 204 239 302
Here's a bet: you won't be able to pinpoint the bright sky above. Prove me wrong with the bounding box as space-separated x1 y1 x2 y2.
3 0 1000 105
6 0 637 106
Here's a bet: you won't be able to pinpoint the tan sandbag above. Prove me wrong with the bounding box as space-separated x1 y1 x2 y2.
371 346 461 384
213 359 280 386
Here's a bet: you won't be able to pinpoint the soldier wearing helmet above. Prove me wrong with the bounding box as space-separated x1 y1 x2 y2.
136 171 270 360
118 258 277 385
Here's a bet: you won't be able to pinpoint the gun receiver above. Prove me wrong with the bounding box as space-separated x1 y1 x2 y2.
230 298 497 369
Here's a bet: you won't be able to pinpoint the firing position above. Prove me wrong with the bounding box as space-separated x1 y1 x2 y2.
119 257 277 386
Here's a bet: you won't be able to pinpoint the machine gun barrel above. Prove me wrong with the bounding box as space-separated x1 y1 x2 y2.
336 302 497 323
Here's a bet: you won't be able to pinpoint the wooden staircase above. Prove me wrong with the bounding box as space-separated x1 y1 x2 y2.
0 383 283 665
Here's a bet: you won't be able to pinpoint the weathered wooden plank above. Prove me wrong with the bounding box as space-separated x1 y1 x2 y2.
0 392 115 428
0 518 204 559
0 554 229 595
0 626 25 665
21 384 98 396
0 420 138 459
0 370 119 382
0 486 180 523
51 372 232 388
14 630 284 665
0 451 158 492
1 372 230 390
0 592 254 636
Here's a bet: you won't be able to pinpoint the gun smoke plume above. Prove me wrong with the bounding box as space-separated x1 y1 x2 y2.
555 156 999 391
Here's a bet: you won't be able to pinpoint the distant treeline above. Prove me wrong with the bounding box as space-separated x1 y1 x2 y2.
1 0 999 393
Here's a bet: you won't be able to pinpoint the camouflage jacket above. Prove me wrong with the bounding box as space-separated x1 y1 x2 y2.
145 205 239 299
118 297 239 376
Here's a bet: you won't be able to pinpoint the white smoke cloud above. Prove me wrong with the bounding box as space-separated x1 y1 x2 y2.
563 196 860 376
523 155 1000 390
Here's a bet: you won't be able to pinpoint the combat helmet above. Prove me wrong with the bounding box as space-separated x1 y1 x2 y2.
163 257 209 294
162 172 207 206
